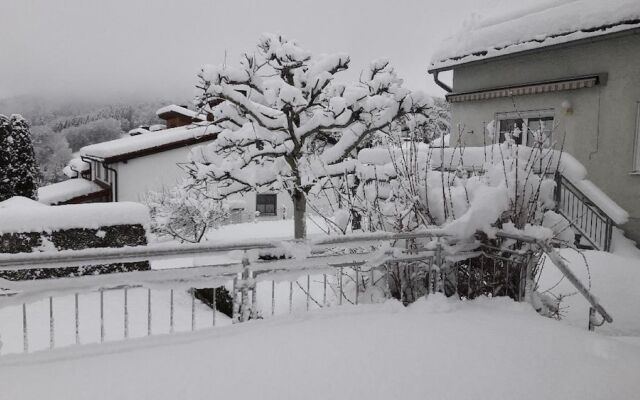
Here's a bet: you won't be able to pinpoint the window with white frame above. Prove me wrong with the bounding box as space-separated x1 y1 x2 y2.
93 162 109 183
495 110 554 147
633 102 640 173
256 193 277 216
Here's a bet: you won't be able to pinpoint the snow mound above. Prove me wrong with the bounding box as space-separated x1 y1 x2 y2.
37 179 105 205
408 292 460 313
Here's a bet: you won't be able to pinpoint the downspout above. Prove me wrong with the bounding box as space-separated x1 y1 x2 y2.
103 163 118 202
80 155 118 202
430 71 453 93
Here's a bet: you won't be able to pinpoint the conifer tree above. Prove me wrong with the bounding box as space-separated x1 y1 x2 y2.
0 114 39 201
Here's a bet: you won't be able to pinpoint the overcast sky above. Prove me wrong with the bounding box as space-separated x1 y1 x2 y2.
1 0 527 102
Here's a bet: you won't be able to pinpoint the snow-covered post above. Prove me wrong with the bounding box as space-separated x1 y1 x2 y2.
233 251 254 323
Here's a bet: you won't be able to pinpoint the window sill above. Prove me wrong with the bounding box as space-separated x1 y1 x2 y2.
629 171 640 176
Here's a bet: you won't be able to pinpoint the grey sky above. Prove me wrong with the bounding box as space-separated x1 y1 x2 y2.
0 0 527 101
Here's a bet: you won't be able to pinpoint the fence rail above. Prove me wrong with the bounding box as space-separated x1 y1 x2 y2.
0 230 613 356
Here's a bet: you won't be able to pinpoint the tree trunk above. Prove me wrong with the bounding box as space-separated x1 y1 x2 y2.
292 188 307 239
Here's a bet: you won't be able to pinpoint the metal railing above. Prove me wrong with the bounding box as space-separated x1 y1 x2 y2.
554 172 614 251
0 230 613 356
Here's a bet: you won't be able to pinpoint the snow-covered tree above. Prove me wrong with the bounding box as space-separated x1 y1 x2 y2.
186 34 433 238
144 183 230 243
0 114 39 201
31 125 73 184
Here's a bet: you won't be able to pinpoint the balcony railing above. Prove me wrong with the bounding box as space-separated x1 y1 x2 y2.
554 172 614 251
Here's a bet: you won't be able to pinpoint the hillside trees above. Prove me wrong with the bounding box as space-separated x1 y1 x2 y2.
0 114 39 201
186 34 433 239
31 125 73 184
62 118 124 151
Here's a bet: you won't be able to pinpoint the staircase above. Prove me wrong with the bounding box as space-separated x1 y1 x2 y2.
554 172 615 252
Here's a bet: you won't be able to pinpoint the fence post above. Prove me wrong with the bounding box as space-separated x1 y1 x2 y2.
233 251 254 323
554 171 562 212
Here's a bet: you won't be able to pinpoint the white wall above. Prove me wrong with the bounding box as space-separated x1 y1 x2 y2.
114 147 191 203
112 147 294 219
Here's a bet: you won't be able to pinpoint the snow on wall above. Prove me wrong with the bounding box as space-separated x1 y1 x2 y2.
430 0 640 70
37 179 104 205
0 198 149 234
80 124 217 160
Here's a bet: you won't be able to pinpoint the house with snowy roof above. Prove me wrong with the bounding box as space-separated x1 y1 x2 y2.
38 104 292 219
428 0 640 245
37 105 216 205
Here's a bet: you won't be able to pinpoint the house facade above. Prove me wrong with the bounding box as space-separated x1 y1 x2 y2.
39 105 292 219
428 0 640 243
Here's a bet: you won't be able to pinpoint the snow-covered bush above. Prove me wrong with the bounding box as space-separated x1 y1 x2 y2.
144 184 229 243
0 114 39 201
185 33 433 239
310 120 577 303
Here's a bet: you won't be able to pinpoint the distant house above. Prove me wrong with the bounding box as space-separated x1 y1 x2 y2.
428 0 640 243
39 104 292 219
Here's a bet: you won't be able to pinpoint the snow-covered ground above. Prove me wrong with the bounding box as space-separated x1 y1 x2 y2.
1 217 639 399
539 248 640 337
1 296 639 400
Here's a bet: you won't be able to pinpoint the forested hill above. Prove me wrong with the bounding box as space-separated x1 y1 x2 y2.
0 95 184 132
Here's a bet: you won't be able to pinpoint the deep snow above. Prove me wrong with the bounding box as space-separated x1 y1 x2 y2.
1 296 639 400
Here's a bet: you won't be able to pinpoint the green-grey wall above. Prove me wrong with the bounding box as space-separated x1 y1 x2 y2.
449 32 640 243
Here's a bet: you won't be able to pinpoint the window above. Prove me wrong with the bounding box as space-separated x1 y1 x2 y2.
93 162 109 183
634 102 640 173
256 194 277 216
496 110 554 147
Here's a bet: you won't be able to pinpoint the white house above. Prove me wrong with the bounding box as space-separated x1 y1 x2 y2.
38 105 292 219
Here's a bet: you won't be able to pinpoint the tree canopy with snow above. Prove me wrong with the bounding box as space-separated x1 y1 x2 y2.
0 114 39 202
187 34 433 238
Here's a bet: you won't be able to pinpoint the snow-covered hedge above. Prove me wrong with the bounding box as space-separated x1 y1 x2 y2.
0 198 151 279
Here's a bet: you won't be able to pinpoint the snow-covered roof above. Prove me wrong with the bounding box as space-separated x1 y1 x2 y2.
429 0 640 71
0 198 149 234
38 179 106 205
156 105 207 121
80 124 218 162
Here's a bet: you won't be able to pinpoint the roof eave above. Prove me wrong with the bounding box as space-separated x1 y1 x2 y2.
100 132 218 164
427 25 640 74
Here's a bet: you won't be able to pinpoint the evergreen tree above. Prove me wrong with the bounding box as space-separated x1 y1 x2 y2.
0 114 39 201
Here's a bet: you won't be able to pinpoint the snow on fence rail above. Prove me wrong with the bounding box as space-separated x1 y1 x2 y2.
0 230 612 356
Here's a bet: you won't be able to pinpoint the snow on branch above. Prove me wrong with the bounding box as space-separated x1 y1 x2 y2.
185 34 433 238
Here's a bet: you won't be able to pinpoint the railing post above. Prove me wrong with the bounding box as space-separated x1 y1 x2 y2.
212 287 217 327
588 307 596 331
123 288 129 339
99 289 105 343
73 293 80 345
554 171 562 212
233 251 254 323
22 303 28 353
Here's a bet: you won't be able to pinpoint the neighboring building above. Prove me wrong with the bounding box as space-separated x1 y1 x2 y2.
428 0 640 243
39 104 292 219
